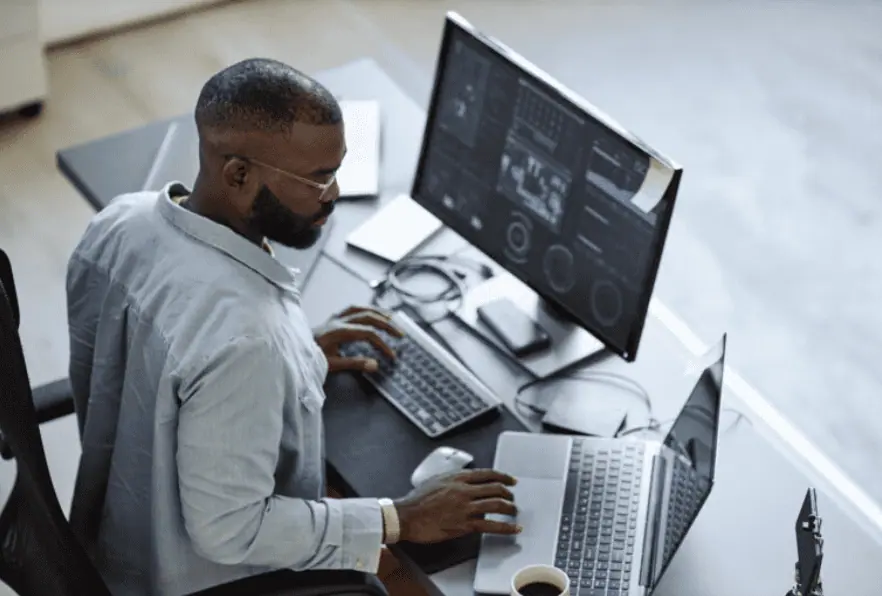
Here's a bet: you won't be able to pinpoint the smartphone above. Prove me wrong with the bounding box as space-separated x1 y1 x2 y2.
795 488 823 593
477 298 552 358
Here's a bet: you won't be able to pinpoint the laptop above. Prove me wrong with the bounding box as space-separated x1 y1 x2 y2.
475 335 727 596
336 100 382 199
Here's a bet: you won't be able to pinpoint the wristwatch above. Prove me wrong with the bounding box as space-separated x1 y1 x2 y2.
378 498 400 544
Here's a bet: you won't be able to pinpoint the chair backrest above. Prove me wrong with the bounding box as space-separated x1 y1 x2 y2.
0 250 19 329
0 249 112 596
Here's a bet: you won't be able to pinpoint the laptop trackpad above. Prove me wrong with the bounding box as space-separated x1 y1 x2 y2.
495 433 570 480
475 477 564 594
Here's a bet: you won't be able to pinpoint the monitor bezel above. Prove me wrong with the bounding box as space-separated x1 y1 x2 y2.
411 11 683 362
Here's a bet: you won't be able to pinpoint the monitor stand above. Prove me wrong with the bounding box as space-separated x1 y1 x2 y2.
456 273 606 379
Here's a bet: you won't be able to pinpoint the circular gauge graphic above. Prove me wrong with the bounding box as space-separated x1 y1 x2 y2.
504 212 532 264
543 244 576 294
591 280 624 327
507 222 530 253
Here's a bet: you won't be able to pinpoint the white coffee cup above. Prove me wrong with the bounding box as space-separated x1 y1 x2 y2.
510 564 570 596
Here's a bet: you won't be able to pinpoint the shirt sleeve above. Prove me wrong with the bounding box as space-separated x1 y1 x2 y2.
65 253 98 440
176 336 384 572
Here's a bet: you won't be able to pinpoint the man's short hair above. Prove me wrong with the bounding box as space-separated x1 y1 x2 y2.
195 58 342 135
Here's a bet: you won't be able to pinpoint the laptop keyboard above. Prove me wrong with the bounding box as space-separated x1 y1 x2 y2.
662 455 708 563
556 439 645 596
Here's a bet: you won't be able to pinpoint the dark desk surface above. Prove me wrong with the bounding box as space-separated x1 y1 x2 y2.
57 58 882 596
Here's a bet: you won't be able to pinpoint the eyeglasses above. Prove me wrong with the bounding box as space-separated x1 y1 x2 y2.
225 154 336 202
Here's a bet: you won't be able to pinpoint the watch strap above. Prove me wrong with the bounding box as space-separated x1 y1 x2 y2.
377 498 400 544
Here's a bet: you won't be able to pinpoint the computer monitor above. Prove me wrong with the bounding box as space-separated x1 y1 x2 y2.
411 12 682 361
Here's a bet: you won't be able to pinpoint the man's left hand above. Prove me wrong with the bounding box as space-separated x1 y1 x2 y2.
315 306 404 373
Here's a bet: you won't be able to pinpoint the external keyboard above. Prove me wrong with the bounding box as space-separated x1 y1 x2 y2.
556 439 645 596
338 310 501 438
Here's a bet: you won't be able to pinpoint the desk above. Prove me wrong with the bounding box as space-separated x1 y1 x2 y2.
57 58 882 595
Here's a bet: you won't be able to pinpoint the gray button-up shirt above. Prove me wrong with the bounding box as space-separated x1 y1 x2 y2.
66 183 383 596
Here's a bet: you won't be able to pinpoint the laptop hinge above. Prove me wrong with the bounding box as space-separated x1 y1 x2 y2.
639 454 667 587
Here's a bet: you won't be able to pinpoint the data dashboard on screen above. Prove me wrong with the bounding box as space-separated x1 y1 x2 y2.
412 13 681 360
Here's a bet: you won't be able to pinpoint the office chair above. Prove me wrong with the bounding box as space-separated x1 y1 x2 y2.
0 250 74 427
0 248 388 596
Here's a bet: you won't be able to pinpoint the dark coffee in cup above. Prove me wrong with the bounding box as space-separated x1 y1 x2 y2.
518 581 563 596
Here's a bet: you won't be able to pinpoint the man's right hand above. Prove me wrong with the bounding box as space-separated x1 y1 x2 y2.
392 469 520 544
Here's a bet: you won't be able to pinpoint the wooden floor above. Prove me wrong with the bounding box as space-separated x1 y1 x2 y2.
1 1 882 592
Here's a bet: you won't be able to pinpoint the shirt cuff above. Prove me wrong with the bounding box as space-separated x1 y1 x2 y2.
324 497 384 573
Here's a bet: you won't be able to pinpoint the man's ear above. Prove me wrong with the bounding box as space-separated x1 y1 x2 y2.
221 157 249 189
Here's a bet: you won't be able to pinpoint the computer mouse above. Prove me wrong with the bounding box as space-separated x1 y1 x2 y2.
411 446 474 487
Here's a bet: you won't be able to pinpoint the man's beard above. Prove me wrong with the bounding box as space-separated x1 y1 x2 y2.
247 185 333 249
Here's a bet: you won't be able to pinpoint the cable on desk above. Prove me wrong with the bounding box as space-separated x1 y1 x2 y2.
514 369 658 422
616 405 750 439
514 368 750 440
368 254 492 324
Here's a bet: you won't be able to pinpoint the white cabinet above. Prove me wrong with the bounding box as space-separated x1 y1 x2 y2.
0 0 47 117
40 0 228 46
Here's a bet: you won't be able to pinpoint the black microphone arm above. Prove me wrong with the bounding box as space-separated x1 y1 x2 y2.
786 488 824 596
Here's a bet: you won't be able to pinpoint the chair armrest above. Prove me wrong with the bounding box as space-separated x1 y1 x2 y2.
187 569 389 596
1 378 76 460
30 377 75 424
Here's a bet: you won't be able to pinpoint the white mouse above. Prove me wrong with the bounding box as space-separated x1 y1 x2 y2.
410 446 474 487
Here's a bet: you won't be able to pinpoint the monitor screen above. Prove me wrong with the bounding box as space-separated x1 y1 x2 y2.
411 13 682 360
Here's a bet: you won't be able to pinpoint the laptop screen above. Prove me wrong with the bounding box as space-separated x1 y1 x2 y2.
663 334 726 480
653 334 726 582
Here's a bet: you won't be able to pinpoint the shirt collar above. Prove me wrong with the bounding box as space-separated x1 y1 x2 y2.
156 183 300 293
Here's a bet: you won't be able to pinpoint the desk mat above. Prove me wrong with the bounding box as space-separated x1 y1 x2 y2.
323 372 527 574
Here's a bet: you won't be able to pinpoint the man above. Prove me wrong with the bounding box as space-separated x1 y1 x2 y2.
66 58 520 596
